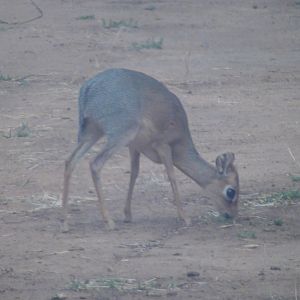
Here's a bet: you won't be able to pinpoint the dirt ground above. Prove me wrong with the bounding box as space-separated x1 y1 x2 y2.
1 0 300 299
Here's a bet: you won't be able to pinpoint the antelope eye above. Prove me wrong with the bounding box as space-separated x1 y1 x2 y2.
225 187 236 201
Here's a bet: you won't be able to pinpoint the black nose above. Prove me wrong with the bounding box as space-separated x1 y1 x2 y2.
223 212 233 219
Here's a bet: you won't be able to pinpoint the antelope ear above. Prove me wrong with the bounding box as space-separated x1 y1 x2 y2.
216 152 235 175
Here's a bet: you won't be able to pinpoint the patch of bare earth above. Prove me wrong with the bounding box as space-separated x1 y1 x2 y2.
0 0 299 299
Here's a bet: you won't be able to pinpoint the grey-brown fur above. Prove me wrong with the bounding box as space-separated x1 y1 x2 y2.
62 68 239 231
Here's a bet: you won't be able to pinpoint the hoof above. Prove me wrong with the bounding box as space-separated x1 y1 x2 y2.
178 215 191 226
124 215 132 223
61 222 70 233
183 217 191 226
105 219 116 231
177 211 191 226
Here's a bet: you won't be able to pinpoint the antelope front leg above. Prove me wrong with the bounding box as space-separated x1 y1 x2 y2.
124 148 140 223
155 143 191 226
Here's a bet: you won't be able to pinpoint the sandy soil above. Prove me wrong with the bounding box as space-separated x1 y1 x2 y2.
0 0 300 299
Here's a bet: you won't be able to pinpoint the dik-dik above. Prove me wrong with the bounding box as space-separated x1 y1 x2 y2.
62 68 239 231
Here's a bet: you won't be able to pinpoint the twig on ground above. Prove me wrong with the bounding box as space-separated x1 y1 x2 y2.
287 145 300 169
0 0 43 25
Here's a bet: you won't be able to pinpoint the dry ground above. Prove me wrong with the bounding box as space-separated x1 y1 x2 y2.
0 0 300 299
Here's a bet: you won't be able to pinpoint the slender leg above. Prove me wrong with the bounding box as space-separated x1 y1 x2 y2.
155 143 191 226
90 126 139 230
124 148 140 223
90 145 117 230
62 139 97 232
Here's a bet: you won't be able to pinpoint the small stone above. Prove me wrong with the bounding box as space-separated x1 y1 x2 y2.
107 266 113 272
147 289 167 297
243 244 259 249
187 271 200 278
51 294 67 300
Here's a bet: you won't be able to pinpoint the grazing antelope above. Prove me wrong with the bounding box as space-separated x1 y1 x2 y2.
62 68 239 231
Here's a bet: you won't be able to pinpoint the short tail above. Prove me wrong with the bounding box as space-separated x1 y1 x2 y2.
77 85 88 143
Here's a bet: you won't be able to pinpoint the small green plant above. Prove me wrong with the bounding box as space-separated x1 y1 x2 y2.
256 189 300 207
106 278 122 290
0 26 9 32
68 279 85 292
290 174 300 182
277 190 300 200
273 218 283 226
213 214 233 224
2 129 12 138
204 211 234 225
67 277 178 295
0 73 12 81
131 37 163 50
15 122 31 137
144 5 156 11
238 230 256 239
51 294 66 300
1 123 31 139
76 15 95 20
102 18 138 29
17 78 29 86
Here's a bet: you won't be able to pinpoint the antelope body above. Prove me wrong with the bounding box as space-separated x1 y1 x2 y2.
62 68 239 231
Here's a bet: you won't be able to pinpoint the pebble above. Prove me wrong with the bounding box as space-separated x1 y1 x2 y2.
187 271 200 278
